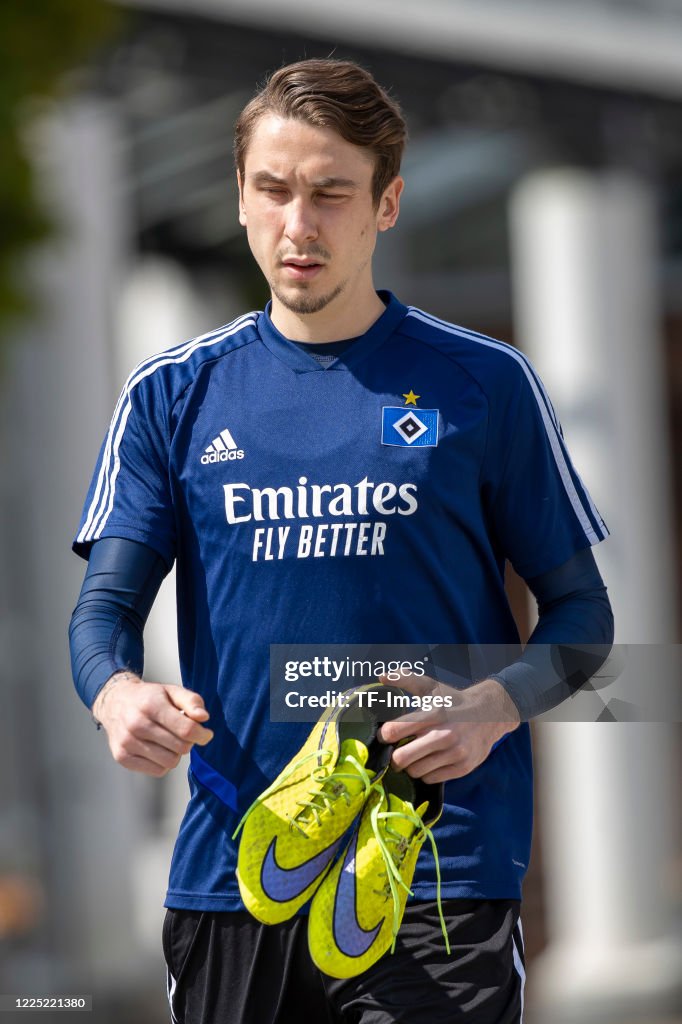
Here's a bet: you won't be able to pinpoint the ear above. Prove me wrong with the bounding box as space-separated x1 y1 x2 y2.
237 170 247 227
377 176 404 233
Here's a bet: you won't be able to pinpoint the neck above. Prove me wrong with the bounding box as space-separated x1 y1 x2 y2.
269 287 386 343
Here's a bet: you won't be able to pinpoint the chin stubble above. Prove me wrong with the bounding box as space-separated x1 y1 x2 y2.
271 280 346 315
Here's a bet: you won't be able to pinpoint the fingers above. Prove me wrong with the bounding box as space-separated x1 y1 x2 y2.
390 731 478 782
379 695 458 744
394 744 474 782
377 674 469 745
417 764 465 785
377 670 437 698
110 711 210 775
165 684 211 723
379 710 442 745
111 748 181 778
377 678 517 749
123 715 199 757
389 729 455 773
121 683 213 746
155 687 214 746
386 720 503 783
102 679 214 775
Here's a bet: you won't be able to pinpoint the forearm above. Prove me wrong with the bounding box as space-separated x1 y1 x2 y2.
491 549 614 720
69 537 213 774
69 538 168 710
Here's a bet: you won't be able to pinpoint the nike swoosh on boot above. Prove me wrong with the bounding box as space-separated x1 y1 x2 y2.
261 835 343 903
332 831 384 958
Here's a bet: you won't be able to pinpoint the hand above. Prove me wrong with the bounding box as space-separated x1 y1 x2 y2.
378 673 520 784
92 671 214 777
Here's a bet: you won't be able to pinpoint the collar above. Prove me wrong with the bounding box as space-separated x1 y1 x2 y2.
256 290 408 373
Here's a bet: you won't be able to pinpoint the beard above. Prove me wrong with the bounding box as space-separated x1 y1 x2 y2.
270 243 343 315
270 279 345 316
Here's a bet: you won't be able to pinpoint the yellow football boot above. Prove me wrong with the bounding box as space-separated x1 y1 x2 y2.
308 767 449 978
233 684 404 924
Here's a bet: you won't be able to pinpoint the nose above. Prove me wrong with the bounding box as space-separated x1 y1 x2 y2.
284 197 318 245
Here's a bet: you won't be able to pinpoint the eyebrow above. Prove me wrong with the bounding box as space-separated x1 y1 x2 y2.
249 171 359 190
312 176 359 190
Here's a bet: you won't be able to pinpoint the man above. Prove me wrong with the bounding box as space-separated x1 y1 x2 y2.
70 59 612 1023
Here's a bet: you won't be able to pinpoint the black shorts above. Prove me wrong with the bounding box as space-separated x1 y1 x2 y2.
163 899 525 1024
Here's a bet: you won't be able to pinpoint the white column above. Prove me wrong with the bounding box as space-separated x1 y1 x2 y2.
9 99 147 989
509 170 682 1021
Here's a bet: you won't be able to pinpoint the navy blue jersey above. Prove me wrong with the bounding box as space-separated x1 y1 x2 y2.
74 292 608 910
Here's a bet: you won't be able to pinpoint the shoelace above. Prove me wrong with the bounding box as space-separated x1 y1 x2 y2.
290 754 373 834
368 787 451 956
232 747 373 841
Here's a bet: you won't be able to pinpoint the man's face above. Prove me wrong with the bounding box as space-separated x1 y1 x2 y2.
238 114 402 318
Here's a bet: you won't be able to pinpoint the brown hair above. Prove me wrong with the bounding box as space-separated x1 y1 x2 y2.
234 59 407 207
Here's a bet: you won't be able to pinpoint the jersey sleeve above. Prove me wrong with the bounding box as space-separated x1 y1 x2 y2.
73 370 176 568
481 355 609 580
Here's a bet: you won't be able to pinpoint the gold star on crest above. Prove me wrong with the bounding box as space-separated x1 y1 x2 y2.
402 390 420 406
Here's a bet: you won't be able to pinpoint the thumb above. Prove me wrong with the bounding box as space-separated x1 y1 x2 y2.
165 685 210 722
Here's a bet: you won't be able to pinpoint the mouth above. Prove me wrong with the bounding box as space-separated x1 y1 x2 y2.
280 257 325 281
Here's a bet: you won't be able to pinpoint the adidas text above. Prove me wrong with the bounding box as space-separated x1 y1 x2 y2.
201 449 245 464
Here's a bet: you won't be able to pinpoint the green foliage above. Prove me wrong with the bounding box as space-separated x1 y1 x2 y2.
0 1 121 332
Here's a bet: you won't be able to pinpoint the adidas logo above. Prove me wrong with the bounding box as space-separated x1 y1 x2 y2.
200 427 245 464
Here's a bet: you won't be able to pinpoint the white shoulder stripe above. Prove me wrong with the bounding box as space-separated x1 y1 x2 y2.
77 313 257 545
408 307 561 434
406 308 606 544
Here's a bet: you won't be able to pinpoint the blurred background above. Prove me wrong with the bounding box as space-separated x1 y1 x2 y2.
0 0 680 1021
